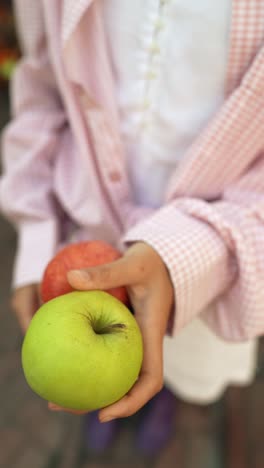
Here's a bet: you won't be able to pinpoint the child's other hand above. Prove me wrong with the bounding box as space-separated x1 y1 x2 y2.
11 284 42 334
48 242 174 422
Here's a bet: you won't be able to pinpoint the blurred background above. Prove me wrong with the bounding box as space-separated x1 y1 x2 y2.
0 2 264 467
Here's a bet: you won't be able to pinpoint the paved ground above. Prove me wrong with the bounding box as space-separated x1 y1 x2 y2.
0 88 264 468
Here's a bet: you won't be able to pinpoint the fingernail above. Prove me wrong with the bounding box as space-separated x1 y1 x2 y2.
100 416 115 423
48 402 56 408
69 270 91 281
48 403 61 411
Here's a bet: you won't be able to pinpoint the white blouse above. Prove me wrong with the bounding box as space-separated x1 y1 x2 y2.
102 0 257 403
103 0 231 207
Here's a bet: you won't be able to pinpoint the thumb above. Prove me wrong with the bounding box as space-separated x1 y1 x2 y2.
67 257 138 291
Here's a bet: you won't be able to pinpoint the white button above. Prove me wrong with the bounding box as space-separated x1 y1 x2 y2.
140 120 149 129
146 70 157 80
154 20 164 33
142 99 151 109
149 43 160 54
109 171 121 182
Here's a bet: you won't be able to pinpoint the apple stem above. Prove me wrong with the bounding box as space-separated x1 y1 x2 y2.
77 312 126 335
95 323 126 335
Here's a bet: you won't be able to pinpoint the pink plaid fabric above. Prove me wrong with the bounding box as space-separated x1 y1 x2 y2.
124 2 264 340
0 0 264 341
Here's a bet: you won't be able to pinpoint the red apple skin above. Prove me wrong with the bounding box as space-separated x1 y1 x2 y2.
41 241 128 304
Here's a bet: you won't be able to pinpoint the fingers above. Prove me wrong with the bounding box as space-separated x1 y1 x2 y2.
14 307 32 335
10 284 41 334
36 283 43 306
48 402 87 415
98 371 163 422
98 336 163 421
67 255 145 291
98 292 165 421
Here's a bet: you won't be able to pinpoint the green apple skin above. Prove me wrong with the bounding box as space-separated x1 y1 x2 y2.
22 291 143 411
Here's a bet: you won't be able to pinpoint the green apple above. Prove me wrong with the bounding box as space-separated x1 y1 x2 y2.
22 291 143 411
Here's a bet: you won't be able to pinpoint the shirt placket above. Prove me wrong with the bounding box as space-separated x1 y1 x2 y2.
139 0 169 133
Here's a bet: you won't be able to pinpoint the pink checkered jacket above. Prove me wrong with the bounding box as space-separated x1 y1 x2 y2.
0 0 264 341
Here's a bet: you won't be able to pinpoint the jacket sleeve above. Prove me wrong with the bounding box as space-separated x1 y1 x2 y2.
0 1 67 289
123 45 264 342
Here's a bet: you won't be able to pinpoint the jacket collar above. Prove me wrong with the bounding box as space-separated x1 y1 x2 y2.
225 0 264 95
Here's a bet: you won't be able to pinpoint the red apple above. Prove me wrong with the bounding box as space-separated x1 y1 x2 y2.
41 240 128 304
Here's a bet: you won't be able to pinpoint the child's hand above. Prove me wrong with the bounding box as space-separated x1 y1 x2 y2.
48 242 174 422
11 284 42 334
